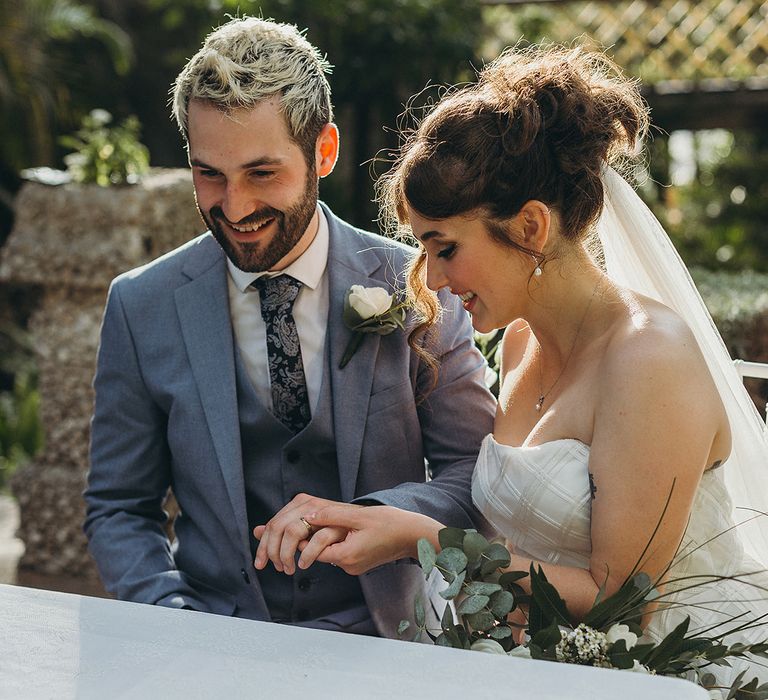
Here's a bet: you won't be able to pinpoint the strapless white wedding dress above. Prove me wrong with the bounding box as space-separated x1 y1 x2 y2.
472 433 768 687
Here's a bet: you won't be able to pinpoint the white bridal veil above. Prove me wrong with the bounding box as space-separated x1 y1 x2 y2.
596 166 768 564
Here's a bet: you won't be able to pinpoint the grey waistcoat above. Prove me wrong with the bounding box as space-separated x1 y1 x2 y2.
235 349 372 632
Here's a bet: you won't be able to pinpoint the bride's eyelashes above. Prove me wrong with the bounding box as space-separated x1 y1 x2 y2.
437 243 457 259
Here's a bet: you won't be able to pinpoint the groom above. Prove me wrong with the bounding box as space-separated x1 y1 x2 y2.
83 16 495 638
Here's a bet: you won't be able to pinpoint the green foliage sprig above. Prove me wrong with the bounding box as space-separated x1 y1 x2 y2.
0 373 43 490
60 109 149 186
401 527 768 699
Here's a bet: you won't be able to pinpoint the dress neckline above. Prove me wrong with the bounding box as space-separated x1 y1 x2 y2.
486 434 591 452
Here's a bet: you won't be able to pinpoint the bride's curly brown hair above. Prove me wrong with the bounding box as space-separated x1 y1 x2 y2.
377 45 649 369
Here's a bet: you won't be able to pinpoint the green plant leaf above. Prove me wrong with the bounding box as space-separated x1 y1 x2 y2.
529 565 571 630
397 619 410 636
457 594 489 615
441 602 454 630
464 582 502 596
531 621 563 651
414 597 426 628
463 531 490 570
499 570 529 591
480 542 512 575
417 538 436 576
489 625 513 640
436 547 468 575
440 570 466 599
643 617 690 671
465 610 496 632
489 589 516 618
438 527 467 551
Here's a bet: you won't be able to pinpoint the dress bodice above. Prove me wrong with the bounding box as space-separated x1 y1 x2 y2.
472 432 768 688
471 434 593 569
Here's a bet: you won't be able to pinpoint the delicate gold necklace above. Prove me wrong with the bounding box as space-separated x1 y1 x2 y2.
535 280 601 412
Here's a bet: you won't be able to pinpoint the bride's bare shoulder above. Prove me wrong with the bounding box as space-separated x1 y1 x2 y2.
602 290 712 388
499 319 532 373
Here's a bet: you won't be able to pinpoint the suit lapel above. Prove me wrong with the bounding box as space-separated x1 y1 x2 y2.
324 208 385 502
174 239 250 548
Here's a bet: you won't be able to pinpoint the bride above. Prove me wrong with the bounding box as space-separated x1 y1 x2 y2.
262 46 768 689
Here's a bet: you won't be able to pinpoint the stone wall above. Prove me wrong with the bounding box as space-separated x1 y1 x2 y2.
0 169 202 580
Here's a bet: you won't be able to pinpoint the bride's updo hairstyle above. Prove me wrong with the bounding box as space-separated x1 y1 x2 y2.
380 45 649 349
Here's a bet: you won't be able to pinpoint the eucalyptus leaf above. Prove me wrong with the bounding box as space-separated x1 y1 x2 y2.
489 625 513 640
466 610 496 632
397 620 410 636
441 602 455 630
436 547 468 575
463 531 491 569
464 582 502 596
417 538 437 576
457 594 490 615
489 590 516 618
443 625 463 648
414 597 426 628
438 527 467 551
435 632 453 648
439 570 466 599
481 542 512 575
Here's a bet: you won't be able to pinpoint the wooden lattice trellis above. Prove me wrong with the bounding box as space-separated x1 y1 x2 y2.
486 0 768 81
484 0 768 129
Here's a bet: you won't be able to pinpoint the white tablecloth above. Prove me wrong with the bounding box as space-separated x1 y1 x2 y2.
0 584 707 699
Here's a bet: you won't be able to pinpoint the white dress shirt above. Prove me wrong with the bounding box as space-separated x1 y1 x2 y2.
226 207 330 413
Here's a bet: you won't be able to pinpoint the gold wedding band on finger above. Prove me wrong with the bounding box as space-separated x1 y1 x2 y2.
299 517 314 538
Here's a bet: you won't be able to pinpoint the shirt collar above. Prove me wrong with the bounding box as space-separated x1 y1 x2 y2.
226 205 329 293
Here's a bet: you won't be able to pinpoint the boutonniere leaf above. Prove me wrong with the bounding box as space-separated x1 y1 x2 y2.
339 284 407 368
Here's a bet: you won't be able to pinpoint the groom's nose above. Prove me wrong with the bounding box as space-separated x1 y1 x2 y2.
222 181 259 224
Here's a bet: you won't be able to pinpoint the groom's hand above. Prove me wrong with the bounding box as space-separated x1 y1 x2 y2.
253 493 344 575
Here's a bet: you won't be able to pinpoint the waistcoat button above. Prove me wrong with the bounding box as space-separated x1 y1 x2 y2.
240 568 251 584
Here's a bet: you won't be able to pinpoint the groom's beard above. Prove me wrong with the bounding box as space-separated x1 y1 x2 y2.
201 170 319 273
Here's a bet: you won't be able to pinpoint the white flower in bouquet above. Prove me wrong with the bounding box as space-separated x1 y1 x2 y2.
507 645 532 659
627 660 651 674
606 623 638 650
555 624 610 667
470 639 507 655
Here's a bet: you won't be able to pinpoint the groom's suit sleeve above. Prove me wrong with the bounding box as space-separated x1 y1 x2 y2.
84 281 203 610
358 290 496 530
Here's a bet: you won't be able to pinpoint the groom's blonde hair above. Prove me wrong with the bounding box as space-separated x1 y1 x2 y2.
171 16 334 163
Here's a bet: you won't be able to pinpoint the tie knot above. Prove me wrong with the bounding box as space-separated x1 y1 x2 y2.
252 275 302 314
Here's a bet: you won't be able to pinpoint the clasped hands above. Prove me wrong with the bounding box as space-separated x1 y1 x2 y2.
252 493 441 576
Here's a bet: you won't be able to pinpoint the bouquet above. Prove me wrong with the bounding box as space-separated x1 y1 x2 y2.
400 527 768 699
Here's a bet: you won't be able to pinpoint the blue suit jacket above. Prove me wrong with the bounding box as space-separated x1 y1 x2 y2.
84 204 496 637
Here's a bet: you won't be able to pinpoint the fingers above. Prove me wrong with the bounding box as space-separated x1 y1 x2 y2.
305 503 364 531
297 527 348 570
253 494 340 574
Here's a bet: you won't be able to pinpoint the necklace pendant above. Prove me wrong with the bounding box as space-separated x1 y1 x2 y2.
535 397 544 412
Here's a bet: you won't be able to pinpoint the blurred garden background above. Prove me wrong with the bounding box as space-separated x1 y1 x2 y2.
0 0 766 590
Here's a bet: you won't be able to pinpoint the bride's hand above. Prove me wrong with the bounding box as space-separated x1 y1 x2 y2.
299 504 443 576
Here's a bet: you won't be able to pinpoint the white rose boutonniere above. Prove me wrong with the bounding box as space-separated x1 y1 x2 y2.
339 284 407 368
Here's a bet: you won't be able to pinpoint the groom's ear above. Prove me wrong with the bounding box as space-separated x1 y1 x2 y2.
519 200 551 251
315 123 339 178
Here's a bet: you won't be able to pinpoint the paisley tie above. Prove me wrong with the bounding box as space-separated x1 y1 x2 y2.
252 275 311 434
